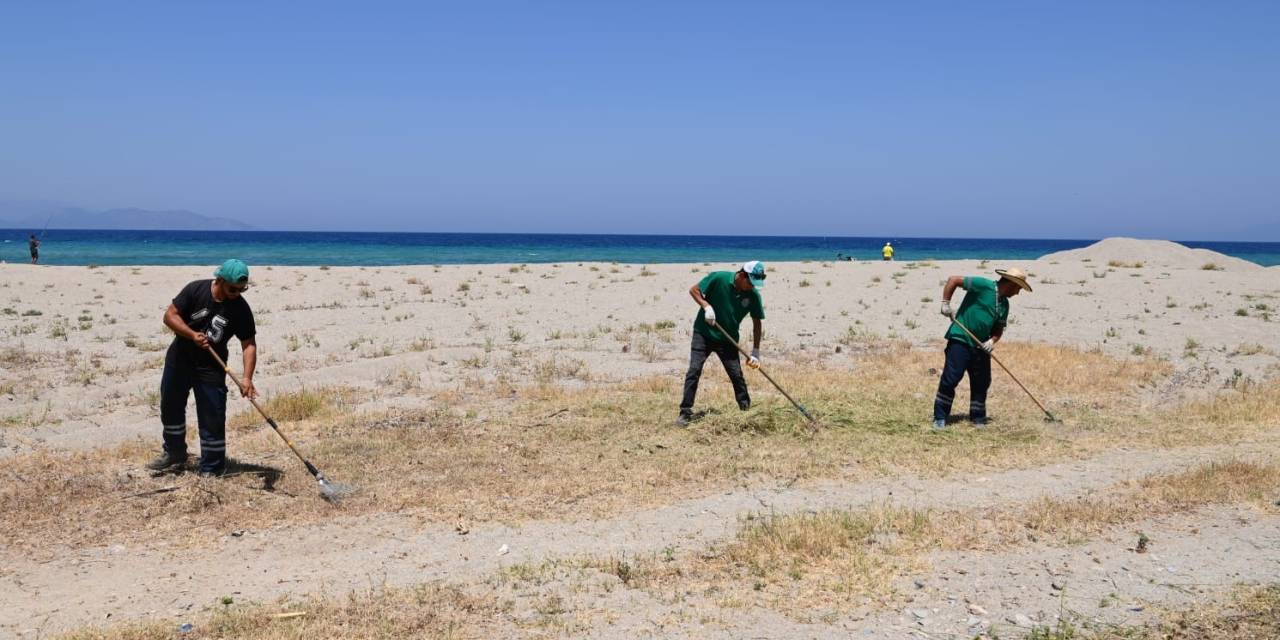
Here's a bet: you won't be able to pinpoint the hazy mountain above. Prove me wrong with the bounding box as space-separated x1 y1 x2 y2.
0 205 252 231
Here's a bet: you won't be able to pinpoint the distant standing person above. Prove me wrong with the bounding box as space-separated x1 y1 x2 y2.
678 261 767 426
147 259 258 476
882 242 894 261
28 234 39 264
933 268 1032 429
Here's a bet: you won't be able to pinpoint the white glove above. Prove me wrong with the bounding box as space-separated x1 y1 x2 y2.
940 300 953 318
702 305 716 326
748 349 760 369
981 339 995 354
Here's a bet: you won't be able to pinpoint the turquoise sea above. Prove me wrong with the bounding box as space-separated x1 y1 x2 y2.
4 229 1280 267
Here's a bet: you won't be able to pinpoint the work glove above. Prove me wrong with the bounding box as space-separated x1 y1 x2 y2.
940 300 953 318
703 305 716 326
981 339 995 354
748 349 761 369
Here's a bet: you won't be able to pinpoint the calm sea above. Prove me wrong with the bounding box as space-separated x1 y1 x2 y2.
4 229 1280 267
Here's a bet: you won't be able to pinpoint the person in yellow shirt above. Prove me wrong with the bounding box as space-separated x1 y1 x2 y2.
882 242 894 261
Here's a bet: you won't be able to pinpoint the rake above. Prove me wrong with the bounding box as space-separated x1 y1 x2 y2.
949 316 1059 422
205 346 352 503
710 322 818 427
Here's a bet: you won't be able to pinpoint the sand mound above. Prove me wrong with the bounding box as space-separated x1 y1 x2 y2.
1041 237 1261 271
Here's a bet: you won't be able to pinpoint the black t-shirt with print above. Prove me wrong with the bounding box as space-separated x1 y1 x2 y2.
165 279 256 382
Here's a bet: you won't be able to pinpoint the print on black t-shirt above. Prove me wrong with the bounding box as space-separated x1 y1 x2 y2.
164 279 257 382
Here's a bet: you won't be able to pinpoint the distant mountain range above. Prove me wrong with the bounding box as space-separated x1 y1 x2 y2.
0 205 253 231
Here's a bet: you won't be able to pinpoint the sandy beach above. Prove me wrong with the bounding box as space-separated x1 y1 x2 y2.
4 237 1277 454
2 238 1279 638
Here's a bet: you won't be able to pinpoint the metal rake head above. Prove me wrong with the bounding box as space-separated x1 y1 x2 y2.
316 475 356 504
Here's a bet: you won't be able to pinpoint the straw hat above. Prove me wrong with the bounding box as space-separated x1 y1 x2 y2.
995 267 1032 292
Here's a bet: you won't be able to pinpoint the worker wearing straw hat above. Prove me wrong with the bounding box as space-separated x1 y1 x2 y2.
933 268 1032 429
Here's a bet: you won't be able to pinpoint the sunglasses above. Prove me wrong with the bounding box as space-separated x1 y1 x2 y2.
228 282 250 293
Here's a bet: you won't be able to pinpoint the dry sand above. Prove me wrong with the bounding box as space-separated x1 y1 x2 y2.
3 238 1276 455
1 237 1278 638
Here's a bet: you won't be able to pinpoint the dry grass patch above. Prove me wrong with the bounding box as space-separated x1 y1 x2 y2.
1125 583 1280 639
981 459 1280 547
1172 381 1280 429
1034 583 1280 639
57 583 508 640
0 439 340 553
8 343 1269 555
715 506 936 596
575 460 1278 621
228 386 351 429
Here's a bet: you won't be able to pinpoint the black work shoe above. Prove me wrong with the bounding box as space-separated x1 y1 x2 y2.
197 467 226 478
145 452 188 472
675 414 692 427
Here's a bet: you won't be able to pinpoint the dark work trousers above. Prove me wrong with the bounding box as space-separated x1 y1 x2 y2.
159 363 229 473
933 339 992 422
680 331 750 417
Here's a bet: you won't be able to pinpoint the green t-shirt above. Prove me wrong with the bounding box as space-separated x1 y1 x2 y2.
692 271 765 343
945 276 1008 347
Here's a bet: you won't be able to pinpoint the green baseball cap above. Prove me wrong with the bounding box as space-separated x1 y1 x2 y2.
213 259 251 285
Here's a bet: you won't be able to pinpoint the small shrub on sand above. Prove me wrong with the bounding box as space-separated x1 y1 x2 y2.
1231 343 1266 356
229 387 340 429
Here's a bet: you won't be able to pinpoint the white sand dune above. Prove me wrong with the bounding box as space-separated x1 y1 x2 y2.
1042 237 1262 271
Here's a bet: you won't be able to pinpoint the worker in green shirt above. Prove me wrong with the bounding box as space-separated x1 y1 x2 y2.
933 268 1032 429
678 261 766 426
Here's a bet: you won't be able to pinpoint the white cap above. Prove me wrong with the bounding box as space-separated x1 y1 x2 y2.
741 260 766 287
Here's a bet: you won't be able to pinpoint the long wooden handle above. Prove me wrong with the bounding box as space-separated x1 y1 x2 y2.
709 320 816 424
203 346 268 418
203 345 318 472
949 317 1056 420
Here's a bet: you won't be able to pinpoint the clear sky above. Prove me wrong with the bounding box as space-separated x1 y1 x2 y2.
1 1 1277 239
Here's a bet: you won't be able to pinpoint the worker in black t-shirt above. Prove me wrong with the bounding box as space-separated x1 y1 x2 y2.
146 259 258 476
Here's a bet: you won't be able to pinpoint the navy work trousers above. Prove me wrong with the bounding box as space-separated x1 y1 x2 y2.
933 339 992 422
159 363 229 473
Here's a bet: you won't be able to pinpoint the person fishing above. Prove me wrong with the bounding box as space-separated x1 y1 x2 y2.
677 261 766 426
933 267 1032 429
28 234 39 264
147 259 258 476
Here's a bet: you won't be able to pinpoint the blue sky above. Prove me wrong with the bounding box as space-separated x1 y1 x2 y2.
1 1 1277 239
